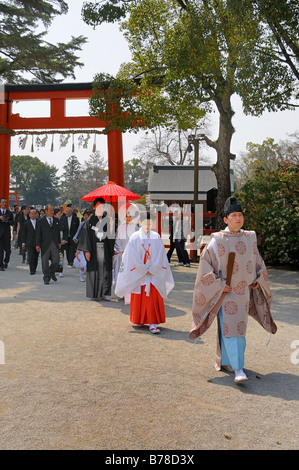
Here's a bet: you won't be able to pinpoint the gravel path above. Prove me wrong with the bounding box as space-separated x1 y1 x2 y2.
0 249 298 450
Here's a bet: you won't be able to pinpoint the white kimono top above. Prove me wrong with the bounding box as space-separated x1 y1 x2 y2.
113 222 139 285
114 222 139 255
115 227 175 302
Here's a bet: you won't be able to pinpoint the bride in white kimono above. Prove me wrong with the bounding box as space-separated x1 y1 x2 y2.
115 212 175 334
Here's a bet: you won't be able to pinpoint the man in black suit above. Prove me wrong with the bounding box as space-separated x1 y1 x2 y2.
0 197 14 271
36 204 61 285
63 206 79 266
22 207 39 275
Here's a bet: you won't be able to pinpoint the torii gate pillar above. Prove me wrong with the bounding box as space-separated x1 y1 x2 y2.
0 83 125 203
107 130 124 185
0 100 11 202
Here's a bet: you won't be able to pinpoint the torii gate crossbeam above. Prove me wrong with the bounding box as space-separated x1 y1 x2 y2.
0 82 124 203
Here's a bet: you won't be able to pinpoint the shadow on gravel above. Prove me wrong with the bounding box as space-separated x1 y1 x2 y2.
210 370 299 401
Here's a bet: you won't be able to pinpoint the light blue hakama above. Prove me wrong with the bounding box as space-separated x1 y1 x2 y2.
219 307 246 370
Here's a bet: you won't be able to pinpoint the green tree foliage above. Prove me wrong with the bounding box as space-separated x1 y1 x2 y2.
60 155 83 206
233 134 299 189
233 138 282 190
81 152 108 196
236 163 299 267
83 0 297 229
90 72 147 132
10 154 60 205
124 158 148 195
0 0 87 83
229 0 299 82
82 0 128 26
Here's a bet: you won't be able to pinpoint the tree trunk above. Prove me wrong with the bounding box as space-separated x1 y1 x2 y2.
210 91 236 231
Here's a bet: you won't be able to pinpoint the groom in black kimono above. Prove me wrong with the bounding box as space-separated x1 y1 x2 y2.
78 197 115 300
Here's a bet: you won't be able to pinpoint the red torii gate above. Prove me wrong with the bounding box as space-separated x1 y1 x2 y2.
0 82 124 203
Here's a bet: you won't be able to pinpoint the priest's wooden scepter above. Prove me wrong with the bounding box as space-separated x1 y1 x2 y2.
226 252 236 287
211 251 236 315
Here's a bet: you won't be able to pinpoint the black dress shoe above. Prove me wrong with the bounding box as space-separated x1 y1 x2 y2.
3 263 8 269
44 279 50 285
0 267 4 271
30 271 36 275
51 274 57 281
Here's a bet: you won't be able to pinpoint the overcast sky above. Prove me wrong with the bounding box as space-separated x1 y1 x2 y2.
10 0 299 175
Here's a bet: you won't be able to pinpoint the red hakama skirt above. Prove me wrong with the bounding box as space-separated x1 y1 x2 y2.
130 284 166 325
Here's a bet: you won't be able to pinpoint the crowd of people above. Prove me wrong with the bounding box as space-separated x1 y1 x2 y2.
0 198 88 279
0 195 277 384
0 197 190 283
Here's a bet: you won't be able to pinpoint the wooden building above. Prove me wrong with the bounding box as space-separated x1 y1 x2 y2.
148 165 234 212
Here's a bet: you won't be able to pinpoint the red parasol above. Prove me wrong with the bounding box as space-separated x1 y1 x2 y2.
81 181 140 203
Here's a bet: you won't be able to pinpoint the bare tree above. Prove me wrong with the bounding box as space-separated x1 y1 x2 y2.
133 124 212 167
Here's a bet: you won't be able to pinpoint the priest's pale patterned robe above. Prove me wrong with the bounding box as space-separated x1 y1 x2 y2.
189 229 277 370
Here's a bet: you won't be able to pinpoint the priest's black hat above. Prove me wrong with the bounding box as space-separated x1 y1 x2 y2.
224 196 243 217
